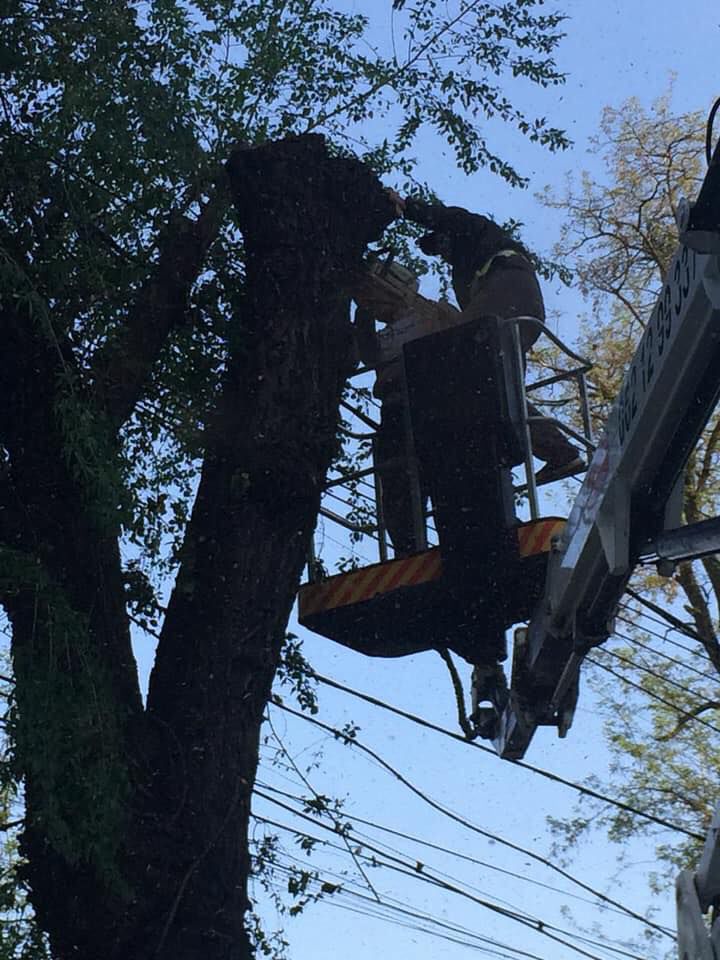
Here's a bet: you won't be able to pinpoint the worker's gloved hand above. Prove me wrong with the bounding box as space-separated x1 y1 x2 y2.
385 188 405 217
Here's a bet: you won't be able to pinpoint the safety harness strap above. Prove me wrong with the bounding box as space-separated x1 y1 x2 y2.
474 247 527 281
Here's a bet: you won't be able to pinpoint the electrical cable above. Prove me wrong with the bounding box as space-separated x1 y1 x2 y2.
310 671 703 841
617 629 716 682
605 642 720 704
319 530 374 568
318 900 549 960
588 658 720 736
617 602 719 662
259 782 670 958
259 866 556 960
621 604 698 641
255 811 532 919
618 602 692 641
256 808 542 925
321 493 381 545
625 588 716 651
271 700 675 935
264 711 382 903
255 780 675 933
253 804 645 960
615 617 718 682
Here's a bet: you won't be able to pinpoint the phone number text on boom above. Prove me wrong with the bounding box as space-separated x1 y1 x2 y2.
617 246 697 446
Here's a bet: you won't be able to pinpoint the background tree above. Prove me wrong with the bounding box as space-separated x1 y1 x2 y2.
538 89 720 891
0 2 568 957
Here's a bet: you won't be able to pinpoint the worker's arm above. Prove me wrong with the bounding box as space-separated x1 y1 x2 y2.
403 197 491 236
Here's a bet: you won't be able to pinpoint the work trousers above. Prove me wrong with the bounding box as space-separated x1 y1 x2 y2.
375 397 429 557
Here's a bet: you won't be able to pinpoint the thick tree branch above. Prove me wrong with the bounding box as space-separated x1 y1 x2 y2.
676 562 720 675
92 181 230 432
657 700 720 741
1 260 146 953
701 554 720 608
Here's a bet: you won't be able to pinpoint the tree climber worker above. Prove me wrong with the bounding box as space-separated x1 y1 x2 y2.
352 260 463 556
394 193 585 485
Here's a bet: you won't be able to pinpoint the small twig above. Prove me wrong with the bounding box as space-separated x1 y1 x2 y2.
266 713 382 903
0 818 24 831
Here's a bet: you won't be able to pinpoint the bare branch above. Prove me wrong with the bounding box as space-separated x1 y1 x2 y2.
657 700 720 741
91 180 230 432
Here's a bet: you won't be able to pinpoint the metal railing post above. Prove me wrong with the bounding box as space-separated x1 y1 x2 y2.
576 371 594 447
372 435 388 562
509 318 540 519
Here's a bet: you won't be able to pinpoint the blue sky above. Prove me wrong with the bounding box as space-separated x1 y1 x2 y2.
247 3 720 960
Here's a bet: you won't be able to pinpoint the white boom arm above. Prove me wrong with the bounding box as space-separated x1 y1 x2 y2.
496 236 720 759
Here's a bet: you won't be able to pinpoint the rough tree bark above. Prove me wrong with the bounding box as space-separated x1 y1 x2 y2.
0 134 394 959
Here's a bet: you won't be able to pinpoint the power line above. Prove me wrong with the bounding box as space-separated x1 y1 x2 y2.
614 619 718 682
265 710 382 903
618 603 720 674
617 603 715 661
617 604 701 652
320 900 547 960
271 699 674 936
321 897 550 960
310 671 703 841
588 657 720 736
254 805 646 960
256 810 545 937
256 779 675 933
262 839 559 959
605 642 720 704
259 864 557 960
625 587 718 651
318 529 375 567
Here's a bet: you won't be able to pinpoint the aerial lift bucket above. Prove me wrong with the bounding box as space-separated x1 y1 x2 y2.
298 316 559 665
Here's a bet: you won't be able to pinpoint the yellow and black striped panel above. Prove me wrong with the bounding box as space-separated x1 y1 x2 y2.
299 518 564 621
517 517 565 557
299 548 442 619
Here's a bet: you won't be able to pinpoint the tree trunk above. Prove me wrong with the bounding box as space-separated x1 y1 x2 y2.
4 134 393 959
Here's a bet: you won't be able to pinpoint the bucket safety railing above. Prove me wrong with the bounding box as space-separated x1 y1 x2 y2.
510 316 595 519
307 315 594 580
